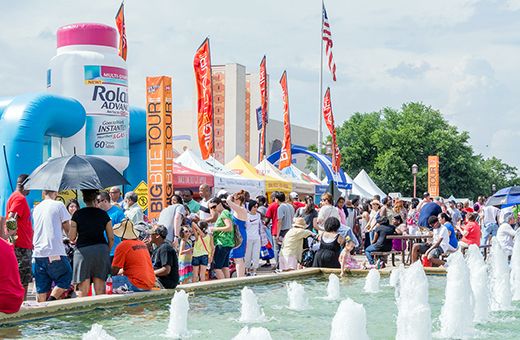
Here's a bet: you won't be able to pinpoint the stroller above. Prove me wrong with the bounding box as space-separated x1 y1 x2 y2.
300 236 320 268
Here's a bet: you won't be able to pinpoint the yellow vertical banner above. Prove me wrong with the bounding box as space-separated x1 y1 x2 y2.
145 76 173 221
428 155 440 197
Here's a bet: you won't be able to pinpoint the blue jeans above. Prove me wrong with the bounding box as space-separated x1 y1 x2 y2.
481 223 498 245
112 275 148 292
365 245 378 265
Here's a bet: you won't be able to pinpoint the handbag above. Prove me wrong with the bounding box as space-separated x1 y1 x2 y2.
233 223 243 249
260 244 274 260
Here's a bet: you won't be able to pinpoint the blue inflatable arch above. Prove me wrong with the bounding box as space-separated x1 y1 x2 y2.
266 145 352 189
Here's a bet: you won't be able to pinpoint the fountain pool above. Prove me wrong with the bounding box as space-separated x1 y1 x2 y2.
2 275 520 339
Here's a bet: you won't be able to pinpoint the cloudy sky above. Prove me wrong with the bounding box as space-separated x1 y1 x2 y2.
1 0 519 170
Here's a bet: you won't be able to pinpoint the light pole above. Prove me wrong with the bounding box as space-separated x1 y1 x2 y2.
412 164 418 198
492 183 496 194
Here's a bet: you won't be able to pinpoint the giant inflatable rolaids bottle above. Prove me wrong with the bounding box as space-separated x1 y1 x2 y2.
48 23 129 172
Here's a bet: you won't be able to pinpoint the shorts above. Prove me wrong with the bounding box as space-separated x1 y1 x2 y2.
192 255 209 266
73 244 110 284
417 243 432 255
428 246 444 259
213 245 232 269
15 247 33 285
33 256 73 294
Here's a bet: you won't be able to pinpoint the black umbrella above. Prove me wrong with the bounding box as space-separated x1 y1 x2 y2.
23 155 129 191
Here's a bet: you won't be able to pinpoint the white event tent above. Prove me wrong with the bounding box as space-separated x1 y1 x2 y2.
353 169 386 199
175 150 264 197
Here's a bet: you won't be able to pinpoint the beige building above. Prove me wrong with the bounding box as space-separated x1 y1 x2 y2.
173 63 317 170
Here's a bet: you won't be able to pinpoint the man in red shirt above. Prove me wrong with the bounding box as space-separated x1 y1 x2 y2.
457 212 481 249
289 192 305 211
5 174 33 299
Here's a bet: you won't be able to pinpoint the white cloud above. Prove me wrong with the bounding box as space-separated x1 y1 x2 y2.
504 0 520 11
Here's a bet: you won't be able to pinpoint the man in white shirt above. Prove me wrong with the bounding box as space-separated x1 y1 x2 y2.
424 216 450 267
158 194 186 243
497 212 517 257
32 190 72 302
124 191 144 225
481 205 500 245
198 184 217 226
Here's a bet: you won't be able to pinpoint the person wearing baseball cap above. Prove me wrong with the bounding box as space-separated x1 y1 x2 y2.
111 219 156 292
289 192 305 210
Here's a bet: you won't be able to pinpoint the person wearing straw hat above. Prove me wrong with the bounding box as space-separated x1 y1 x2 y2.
278 217 316 271
111 219 155 292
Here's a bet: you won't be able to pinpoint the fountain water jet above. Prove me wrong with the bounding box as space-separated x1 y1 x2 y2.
439 251 474 338
363 268 380 293
325 274 340 300
287 281 308 310
167 290 190 338
510 231 520 301
330 298 369 340
389 264 404 288
466 244 490 322
82 324 116 340
239 287 266 323
395 261 431 340
490 237 512 311
233 326 273 340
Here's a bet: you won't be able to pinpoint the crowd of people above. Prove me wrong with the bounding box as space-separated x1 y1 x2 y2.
1 173 518 314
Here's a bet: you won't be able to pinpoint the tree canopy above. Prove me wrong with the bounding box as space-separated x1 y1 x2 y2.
331 102 519 199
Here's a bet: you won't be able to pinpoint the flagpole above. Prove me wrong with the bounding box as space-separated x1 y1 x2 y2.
317 1 324 180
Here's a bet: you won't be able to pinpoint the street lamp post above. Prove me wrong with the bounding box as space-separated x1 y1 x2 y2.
492 184 496 194
325 141 333 157
412 164 418 198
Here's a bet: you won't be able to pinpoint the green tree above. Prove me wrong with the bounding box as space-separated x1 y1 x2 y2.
335 102 519 199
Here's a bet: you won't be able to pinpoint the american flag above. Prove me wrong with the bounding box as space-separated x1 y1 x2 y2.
322 3 336 81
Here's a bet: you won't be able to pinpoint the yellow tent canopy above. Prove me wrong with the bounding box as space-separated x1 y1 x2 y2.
225 155 291 195
255 159 293 193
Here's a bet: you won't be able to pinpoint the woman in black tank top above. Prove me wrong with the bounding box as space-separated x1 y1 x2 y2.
313 217 343 268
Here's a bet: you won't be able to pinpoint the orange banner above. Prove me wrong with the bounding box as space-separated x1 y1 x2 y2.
259 55 268 160
323 87 341 173
145 76 173 220
194 38 213 160
428 155 440 197
115 2 127 61
279 71 292 170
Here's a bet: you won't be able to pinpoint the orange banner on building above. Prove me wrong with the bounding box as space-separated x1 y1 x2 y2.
428 155 440 197
279 71 292 170
145 76 173 220
259 55 268 160
323 87 341 173
194 38 213 160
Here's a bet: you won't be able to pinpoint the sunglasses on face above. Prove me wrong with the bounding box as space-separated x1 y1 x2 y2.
209 205 217 209
96 199 105 203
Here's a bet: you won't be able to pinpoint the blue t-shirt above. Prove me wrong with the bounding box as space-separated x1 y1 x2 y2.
106 205 125 256
418 202 442 228
444 222 458 249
